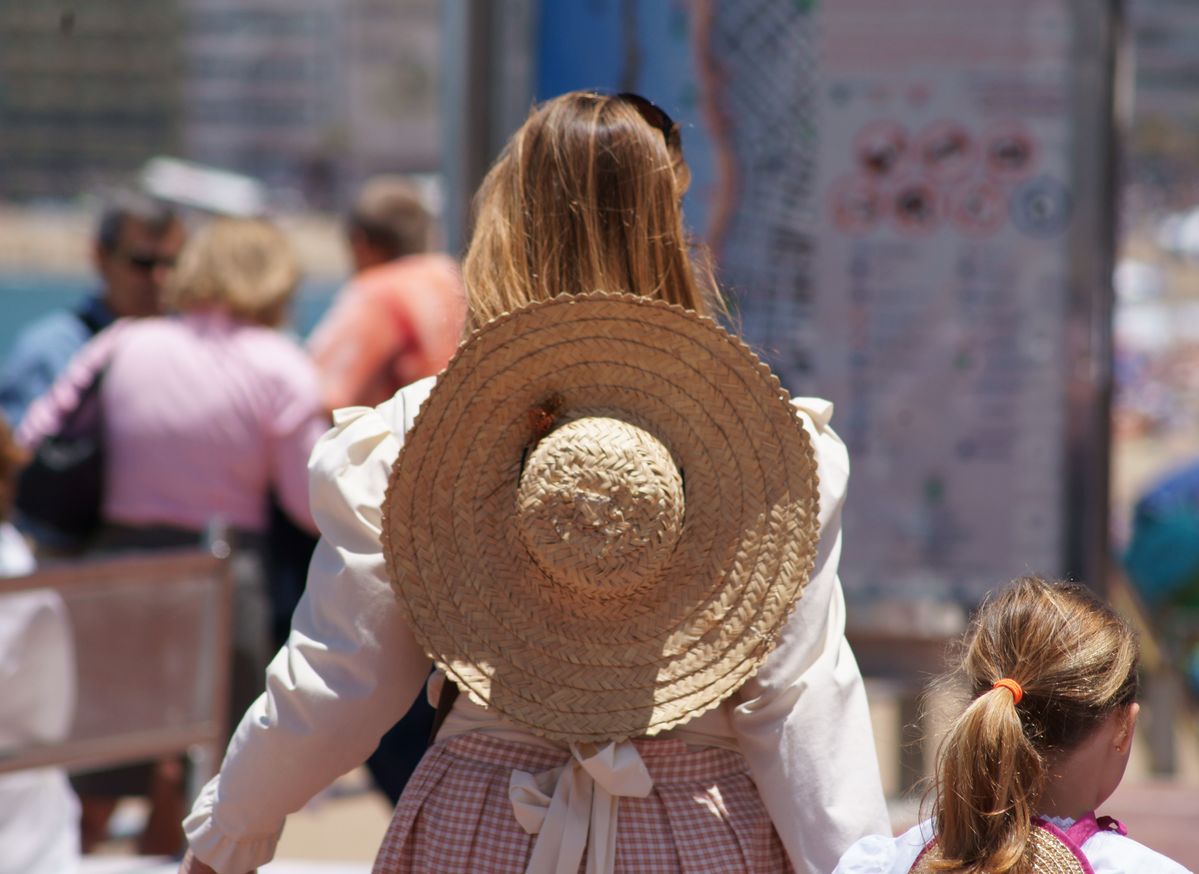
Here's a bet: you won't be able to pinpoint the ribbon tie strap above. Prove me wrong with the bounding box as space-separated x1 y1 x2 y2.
508 740 653 874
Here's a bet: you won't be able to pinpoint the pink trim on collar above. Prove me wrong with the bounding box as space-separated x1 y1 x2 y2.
1060 811 1128 842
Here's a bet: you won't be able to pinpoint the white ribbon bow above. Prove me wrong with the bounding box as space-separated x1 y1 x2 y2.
508 740 653 874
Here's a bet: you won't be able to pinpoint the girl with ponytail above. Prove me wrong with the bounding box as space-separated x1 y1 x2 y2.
834 576 1191 874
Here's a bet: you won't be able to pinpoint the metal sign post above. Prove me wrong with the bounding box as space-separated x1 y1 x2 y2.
440 0 534 255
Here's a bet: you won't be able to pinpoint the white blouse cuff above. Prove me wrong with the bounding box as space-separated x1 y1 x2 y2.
184 776 284 873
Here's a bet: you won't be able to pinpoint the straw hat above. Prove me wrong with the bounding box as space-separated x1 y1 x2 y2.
382 292 820 743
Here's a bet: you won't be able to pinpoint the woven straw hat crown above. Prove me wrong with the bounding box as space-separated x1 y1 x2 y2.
516 414 684 601
382 292 821 743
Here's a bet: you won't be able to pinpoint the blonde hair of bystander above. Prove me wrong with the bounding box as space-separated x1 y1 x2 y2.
927 576 1140 873
164 217 300 328
461 90 723 330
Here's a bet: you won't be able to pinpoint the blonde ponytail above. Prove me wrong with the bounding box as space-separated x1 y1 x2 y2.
929 577 1138 873
932 684 1044 871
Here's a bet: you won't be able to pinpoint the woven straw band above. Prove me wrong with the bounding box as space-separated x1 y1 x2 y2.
912 827 1089 874
382 292 820 743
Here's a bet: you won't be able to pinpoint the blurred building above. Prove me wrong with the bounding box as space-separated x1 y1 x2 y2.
0 1 184 200
1128 0 1199 210
342 0 441 181
0 0 441 208
1131 0 1199 120
182 0 349 209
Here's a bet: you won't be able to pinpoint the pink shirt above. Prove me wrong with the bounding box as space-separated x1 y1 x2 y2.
306 254 466 412
19 312 328 535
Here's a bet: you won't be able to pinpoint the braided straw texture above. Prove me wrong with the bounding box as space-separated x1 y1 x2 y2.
515 415 686 599
911 829 1089 874
381 292 820 743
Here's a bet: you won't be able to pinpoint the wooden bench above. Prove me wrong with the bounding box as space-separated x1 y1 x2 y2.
0 548 232 800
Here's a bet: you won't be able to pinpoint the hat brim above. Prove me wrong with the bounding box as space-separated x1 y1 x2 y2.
382 292 820 743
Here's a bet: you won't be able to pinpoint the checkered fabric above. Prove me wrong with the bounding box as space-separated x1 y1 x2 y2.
372 732 792 873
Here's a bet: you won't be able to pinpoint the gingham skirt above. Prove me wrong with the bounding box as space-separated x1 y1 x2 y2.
372 732 792 873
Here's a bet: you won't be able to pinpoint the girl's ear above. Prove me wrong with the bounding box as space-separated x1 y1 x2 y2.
1114 702 1140 754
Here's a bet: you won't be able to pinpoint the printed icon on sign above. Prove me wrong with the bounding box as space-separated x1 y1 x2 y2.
830 176 881 235
854 121 907 176
951 181 1005 237
907 83 931 108
984 124 1036 179
867 84 893 105
918 120 976 182
892 179 939 234
1011 176 1071 237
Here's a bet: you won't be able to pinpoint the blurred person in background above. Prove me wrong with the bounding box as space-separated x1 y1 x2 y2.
19 217 329 855
0 190 184 428
1122 460 1199 698
0 413 80 874
307 175 466 414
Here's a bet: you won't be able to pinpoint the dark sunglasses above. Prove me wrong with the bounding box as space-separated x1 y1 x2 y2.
608 91 681 150
120 251 177 272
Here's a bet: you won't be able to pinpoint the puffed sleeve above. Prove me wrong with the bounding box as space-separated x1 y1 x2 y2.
831 821 931 874
184 380 437 873
729 397 891 874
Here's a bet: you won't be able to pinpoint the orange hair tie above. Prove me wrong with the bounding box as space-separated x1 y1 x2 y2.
992 678 1023 705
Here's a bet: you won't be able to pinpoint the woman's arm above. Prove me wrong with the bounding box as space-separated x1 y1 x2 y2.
183 390 434 873
14 320 127 450
730 398 891 874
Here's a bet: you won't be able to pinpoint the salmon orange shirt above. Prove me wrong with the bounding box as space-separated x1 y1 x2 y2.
306 254 466 412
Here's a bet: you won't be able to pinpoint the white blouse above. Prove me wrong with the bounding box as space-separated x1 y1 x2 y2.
184 377 891 874
832 818 1193 874
0 522 81 874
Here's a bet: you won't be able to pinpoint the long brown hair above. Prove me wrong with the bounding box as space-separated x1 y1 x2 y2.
930 577 1139 873
462 91 722 330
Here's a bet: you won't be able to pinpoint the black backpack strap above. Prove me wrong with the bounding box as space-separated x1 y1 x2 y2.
75 300 109 337
427 674 460 747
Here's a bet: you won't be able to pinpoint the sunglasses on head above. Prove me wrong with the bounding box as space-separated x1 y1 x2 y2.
600 91 681 150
